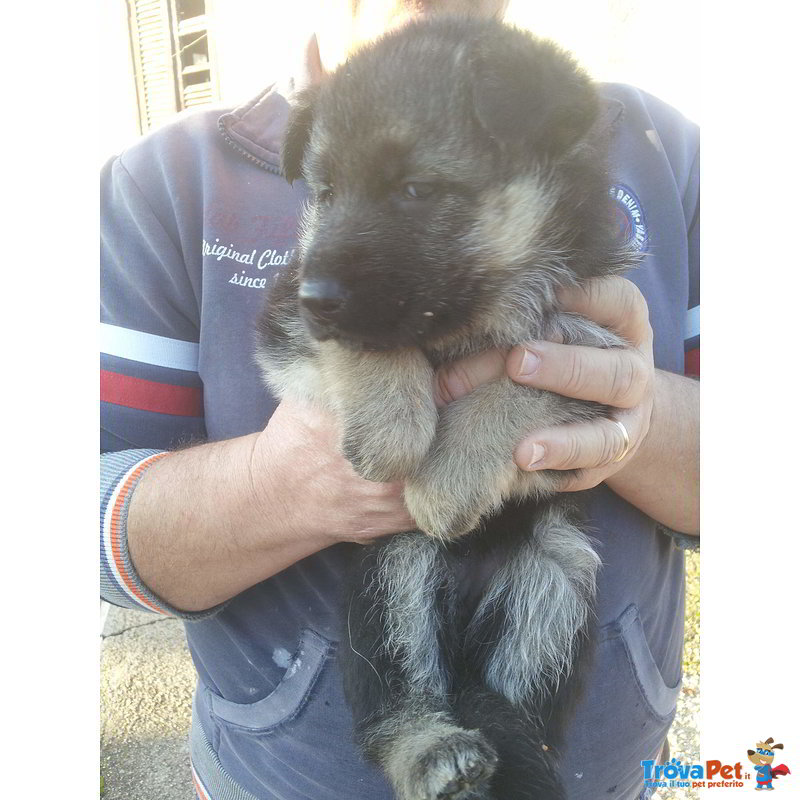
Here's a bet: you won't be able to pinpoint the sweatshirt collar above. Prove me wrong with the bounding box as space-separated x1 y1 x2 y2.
217 82 289 169
217 34 324 170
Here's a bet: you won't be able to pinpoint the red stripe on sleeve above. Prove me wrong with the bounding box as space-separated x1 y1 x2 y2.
101 370 204 417
685 348 700 377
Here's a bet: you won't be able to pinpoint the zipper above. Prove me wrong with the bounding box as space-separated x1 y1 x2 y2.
216 116 283 178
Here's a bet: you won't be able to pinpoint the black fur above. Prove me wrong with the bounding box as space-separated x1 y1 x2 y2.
338 500 593 798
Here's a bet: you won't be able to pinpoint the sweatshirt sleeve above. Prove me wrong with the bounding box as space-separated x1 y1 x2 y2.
683 146 700 378
638 88 700 377
100 152 225 619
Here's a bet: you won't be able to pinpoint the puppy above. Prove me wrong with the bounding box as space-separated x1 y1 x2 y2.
257 15 635 800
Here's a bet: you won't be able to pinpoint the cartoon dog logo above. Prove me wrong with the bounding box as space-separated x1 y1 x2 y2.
747 738 791 790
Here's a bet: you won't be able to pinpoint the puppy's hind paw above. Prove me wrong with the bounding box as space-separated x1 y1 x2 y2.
391 727 497 800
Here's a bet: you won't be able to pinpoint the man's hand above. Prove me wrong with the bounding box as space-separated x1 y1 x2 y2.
252 399 416 545
506 277 654 491
434 276 699 534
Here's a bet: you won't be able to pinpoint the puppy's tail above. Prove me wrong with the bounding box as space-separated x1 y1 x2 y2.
454 685 565 800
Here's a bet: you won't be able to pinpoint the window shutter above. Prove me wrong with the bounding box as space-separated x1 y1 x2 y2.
128 0 179 132
127 0 218 133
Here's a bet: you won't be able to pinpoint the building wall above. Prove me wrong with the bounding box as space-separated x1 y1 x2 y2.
505 0 700 123
211 2 314 108
100 0 142 162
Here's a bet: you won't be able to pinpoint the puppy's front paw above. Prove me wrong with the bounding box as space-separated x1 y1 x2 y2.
341 409 436 482
403 478 486 540
389 726 497 800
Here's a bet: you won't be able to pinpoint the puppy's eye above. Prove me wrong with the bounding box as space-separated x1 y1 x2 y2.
402 182 435 200
317 186 334 203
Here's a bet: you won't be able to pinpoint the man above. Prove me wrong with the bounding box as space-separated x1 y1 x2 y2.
101 1 699 797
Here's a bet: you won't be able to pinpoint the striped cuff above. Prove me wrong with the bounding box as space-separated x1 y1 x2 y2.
100 449 229 619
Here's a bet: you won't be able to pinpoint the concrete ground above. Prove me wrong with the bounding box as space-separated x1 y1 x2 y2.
100 551 700 800
657 549 701 800
100 607 195 800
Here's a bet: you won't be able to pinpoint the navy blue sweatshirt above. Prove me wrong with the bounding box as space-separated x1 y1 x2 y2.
101 77 699 800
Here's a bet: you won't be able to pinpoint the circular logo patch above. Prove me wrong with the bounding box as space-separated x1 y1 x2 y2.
609 183 648 253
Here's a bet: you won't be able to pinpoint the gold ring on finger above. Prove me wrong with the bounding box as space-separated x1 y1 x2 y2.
611 419 631 463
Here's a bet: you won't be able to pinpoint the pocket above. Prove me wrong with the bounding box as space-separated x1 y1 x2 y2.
208 628 332 731
609 603 682 721
202 629 394 800
559 604 681 799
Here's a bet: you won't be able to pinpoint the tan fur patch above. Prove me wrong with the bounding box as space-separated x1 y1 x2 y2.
469 172 554 269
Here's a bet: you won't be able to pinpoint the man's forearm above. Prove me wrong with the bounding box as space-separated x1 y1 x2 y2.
124 400 416 613
127 433 330 613
605 369 699 534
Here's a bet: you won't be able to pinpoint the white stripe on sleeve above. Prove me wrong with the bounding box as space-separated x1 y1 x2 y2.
101 323 200 371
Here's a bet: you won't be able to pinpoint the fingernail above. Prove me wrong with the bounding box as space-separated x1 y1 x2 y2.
525 443 546 470
515 348 540 377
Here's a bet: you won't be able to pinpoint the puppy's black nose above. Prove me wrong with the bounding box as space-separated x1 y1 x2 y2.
299 279 348 321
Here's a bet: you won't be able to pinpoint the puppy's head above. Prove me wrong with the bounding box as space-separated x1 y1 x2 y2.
283 17 620 350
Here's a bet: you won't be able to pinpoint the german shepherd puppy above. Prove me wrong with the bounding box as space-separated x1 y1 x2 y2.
257 15 633 800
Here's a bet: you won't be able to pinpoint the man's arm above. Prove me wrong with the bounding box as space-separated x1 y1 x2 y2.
434 277 700 535
126 400 415 612
604 369 698 533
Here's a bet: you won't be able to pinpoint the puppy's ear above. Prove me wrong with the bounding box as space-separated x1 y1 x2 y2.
469 35 598 157
281 86 320 184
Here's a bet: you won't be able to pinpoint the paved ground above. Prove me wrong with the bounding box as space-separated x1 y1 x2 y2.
100 608 195 800
100 551 700 800
657 549 701 800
